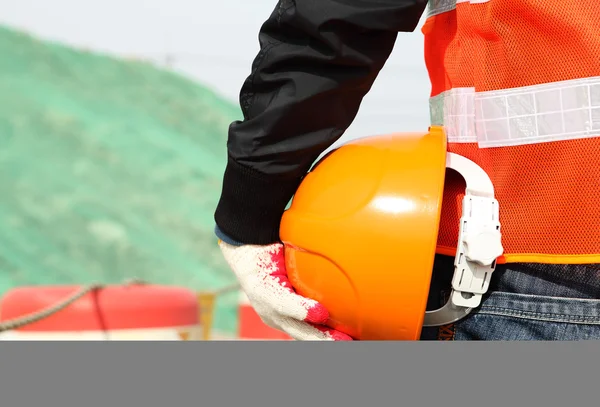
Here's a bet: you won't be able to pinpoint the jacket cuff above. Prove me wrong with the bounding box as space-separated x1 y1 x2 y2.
214 157 302 245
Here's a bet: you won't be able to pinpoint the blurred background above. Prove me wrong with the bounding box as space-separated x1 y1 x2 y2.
0 0 430 338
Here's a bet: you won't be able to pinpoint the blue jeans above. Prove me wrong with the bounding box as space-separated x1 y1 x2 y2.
420 255 600 340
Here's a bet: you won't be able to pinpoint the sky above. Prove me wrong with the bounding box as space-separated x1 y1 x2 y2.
1 0 431 144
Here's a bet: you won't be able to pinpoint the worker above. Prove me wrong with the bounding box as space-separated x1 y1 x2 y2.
214 0 600 340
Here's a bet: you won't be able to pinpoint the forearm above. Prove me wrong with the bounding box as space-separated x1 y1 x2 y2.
215 0 427 244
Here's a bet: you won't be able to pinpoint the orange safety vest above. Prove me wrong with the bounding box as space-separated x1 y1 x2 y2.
424 0 600 265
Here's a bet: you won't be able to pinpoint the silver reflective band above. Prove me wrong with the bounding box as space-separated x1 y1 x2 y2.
426 0 457 17
430 87 476 144
427 0 490 18
430 76 600 147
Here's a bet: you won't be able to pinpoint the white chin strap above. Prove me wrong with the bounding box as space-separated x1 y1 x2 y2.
423 152 504 327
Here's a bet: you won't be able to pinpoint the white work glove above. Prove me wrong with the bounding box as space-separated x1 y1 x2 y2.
219 240 353 341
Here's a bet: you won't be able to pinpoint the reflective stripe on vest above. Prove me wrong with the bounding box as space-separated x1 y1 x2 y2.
424 0 600 264
430 77 600 147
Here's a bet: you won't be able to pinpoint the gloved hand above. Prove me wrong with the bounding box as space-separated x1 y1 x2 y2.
219 240 353 341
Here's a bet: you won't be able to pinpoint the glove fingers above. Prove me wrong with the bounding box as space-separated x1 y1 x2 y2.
219 241 339 335
246 285 329 326
221 241 331 325
272 289 330 325
308 322 354 341
276 317 353 341
250 245 331 325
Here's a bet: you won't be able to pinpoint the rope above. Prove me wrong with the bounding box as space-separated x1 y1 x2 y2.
0 279 147 332
199 282 240 297
0 279 240 338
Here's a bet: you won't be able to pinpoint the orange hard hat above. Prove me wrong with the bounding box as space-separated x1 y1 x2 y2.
280 126 504 340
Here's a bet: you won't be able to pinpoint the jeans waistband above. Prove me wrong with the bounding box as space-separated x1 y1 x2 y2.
432 255 600 300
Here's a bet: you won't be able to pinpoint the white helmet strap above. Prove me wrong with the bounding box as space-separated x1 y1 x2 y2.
423 152 503 327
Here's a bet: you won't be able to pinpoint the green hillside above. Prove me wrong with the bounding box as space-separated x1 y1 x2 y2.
0 26 242 335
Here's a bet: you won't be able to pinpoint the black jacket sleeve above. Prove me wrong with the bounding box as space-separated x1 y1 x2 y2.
214 0 428 245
